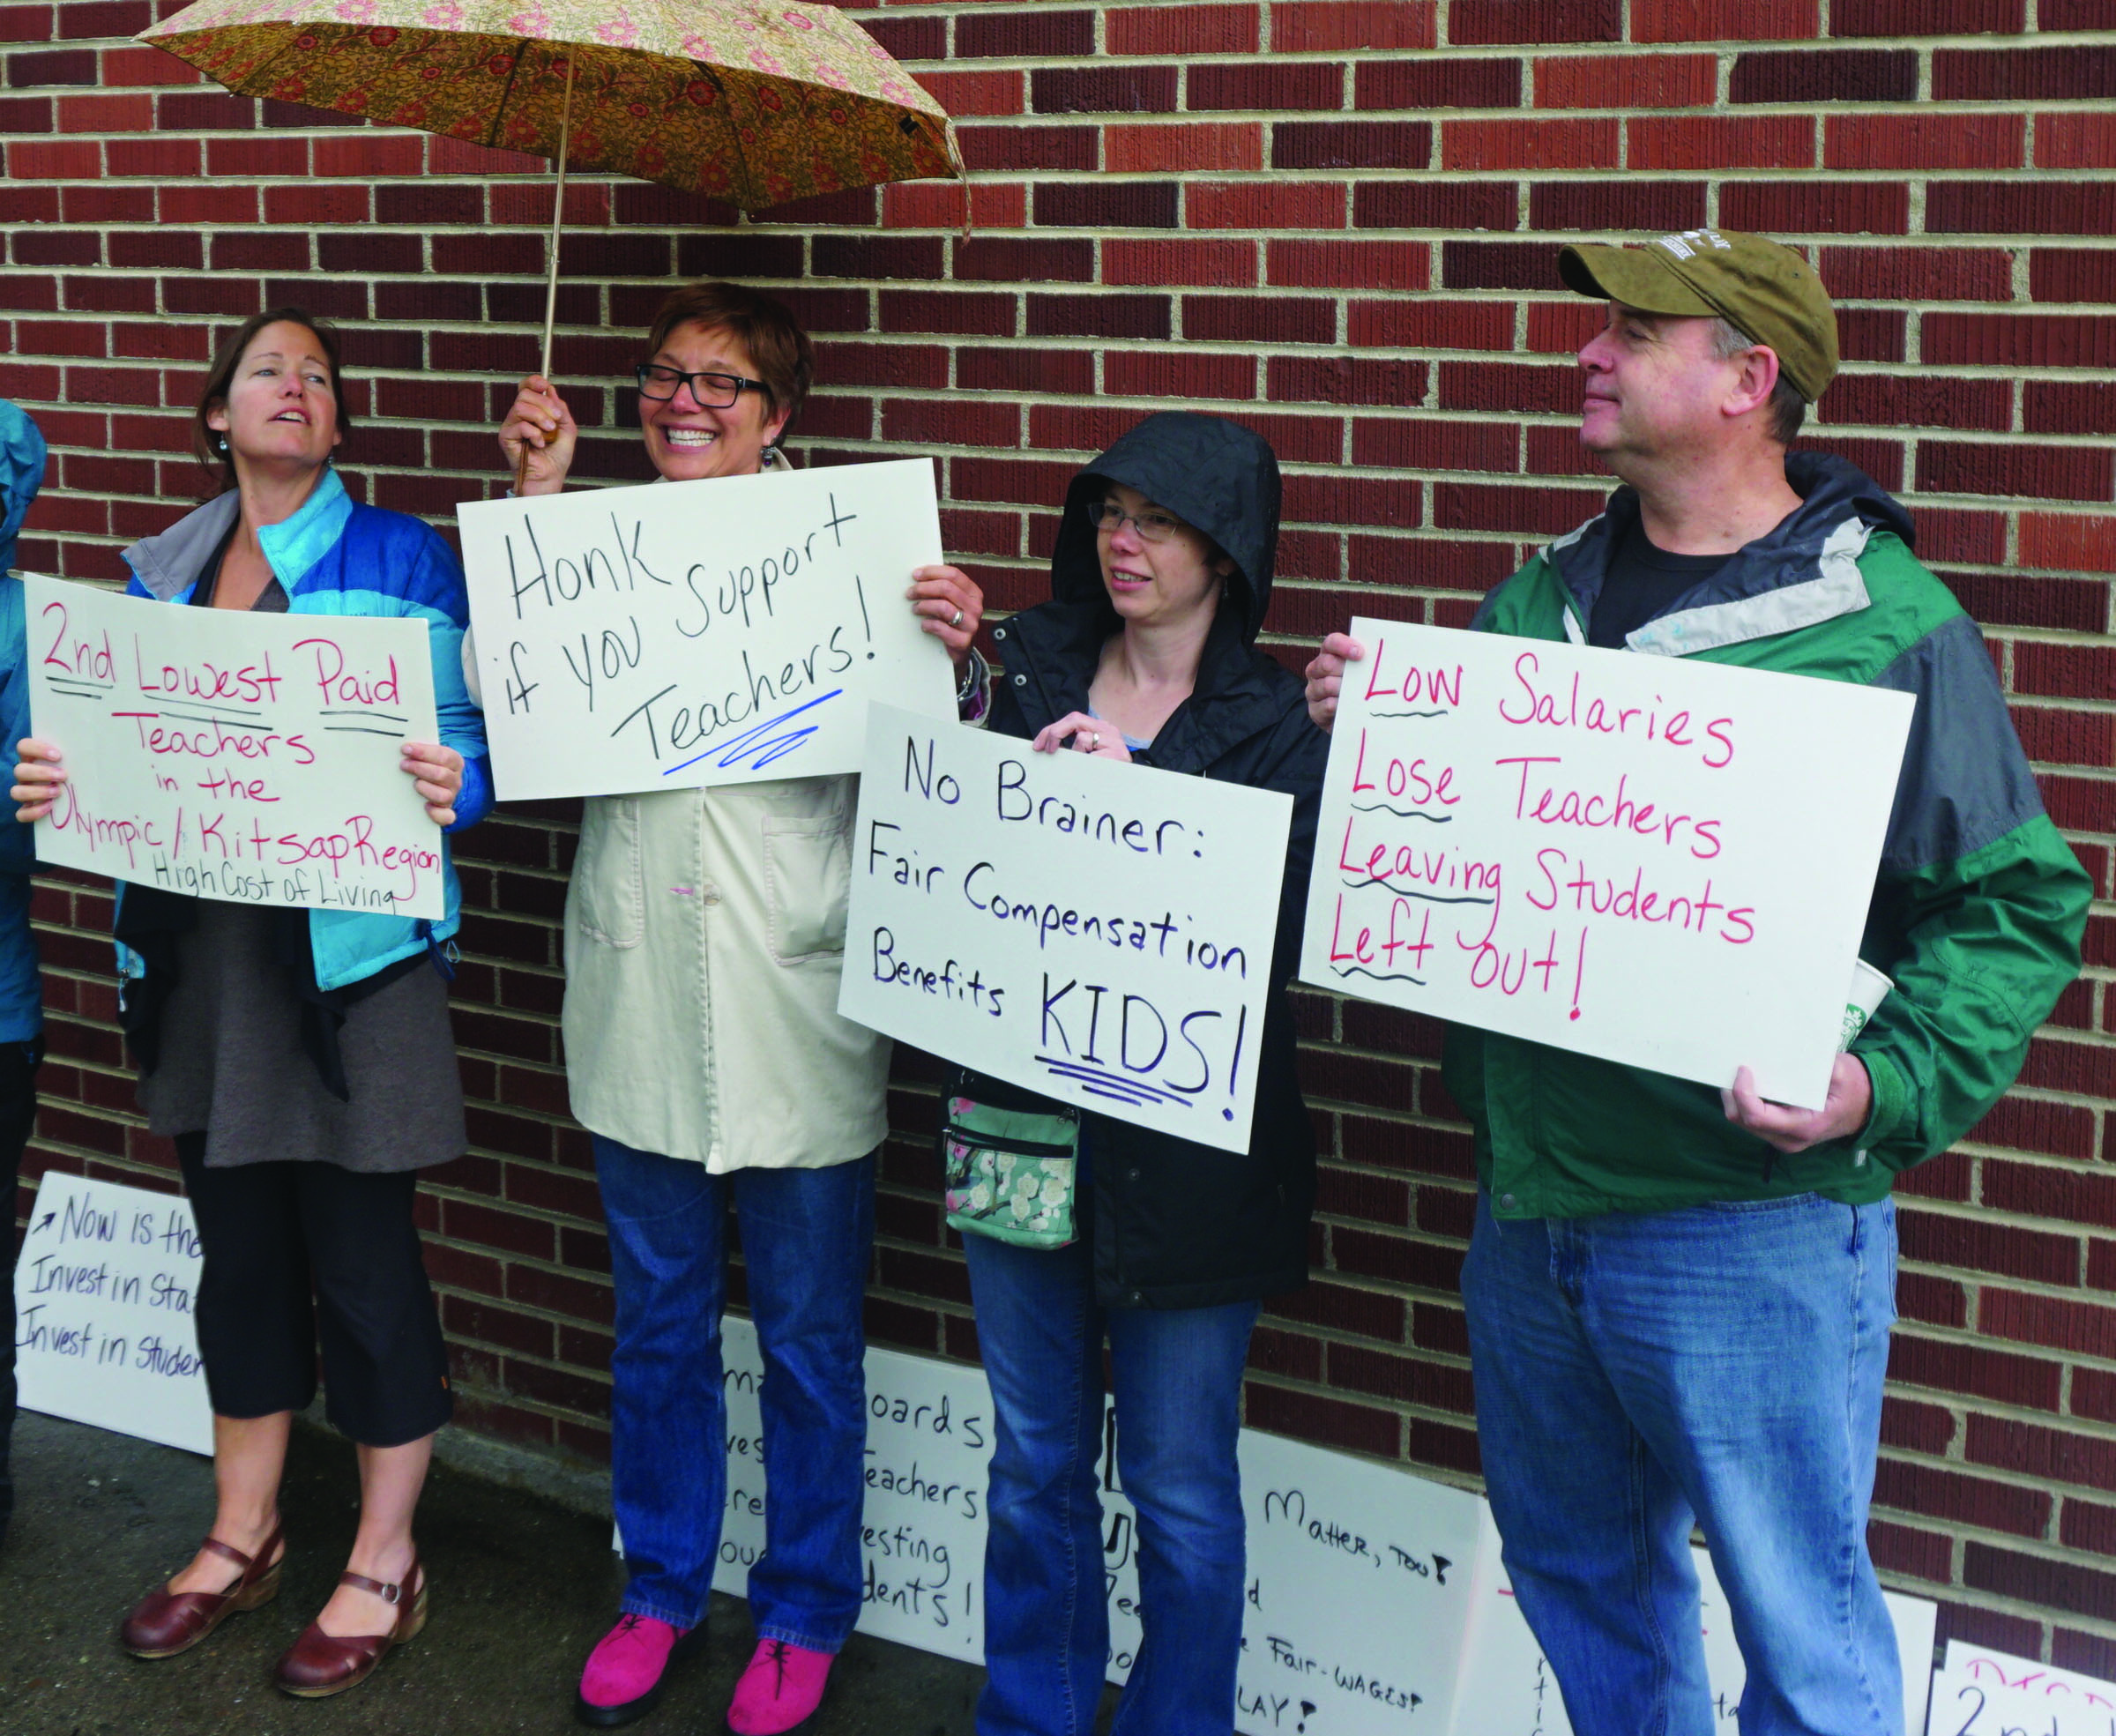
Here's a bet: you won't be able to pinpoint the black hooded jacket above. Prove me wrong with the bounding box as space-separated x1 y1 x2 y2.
981 413 1329 1309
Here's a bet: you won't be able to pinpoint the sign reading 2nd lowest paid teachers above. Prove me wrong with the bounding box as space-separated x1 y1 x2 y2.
25 576 444 920
1300 619 1914 1109
840 705 1293 1155
456 458 956 801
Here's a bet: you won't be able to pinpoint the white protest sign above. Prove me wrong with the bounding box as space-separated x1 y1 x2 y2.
455 458 956 800
25 575 443 919
1926 1643 2116 1736
1300 618 1914 1107
838 704 1293 1155
1453 1510 1935 1734
13 1171 211 1456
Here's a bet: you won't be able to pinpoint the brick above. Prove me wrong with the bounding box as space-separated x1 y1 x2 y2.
2038 111 2116 170
1106 122 1258 173
1032 65 1176 114
1982 1156 2116 1230
908 70 1022 119
1359 57 1517 111
1276 120 1432 169
1449 0 1620 43
1833 0 2023 28
1108 3 1260 54
1032 180 1185 228
1965 1543 2116 1624
8 48 93 85
2018 516 2116 575
1184 294 1334 344
1632 0 1819 38
1274 2 1436 50
1535 53 1714 108
1983 1288 2116 1358
1270 357 1429 408
1866 1518 1952 1583
1950 572 2105 634
1628 114 1814 170
1926 313 2116 370
1441 360 1577 414
1888 1331 2062 1410
1730 48 1915 104
812 235 944 280
1936 47 2116 102
1526 302 1604 353
749 187 878 229
956 10 1094 57
1720 179 1909 235
1187 181 1346 230
957 347 1095 396
1930 182 2116 238
1443 239 1564 291
312 134 422 177
957 123 1097 175
58 92 152 132
878 291 1015 338
2030 250 2116 304
1105 237 1256 288
1901 1205 2082 1282
1351 299 1516 350
1353 418 1517 472
1529 177 1706 234
1102 350 1254 400
263 183 369 226
1195 60 1344 109
1444 116 1618 170
1826 114 2023 171
953 236 1094 284
5 138 97 177
1243 1381 1399 1458
1025 293 1170 340
2028 383 2116 438
1819 246 2010 302
1872 1457 2052 1539
1837 308 1908 362
860 15 943 60
1435 481 1604 534
1353 180 1519 231
1269 239 1429 291
1832 376 2010 434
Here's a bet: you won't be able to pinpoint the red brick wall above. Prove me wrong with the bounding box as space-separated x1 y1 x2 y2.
5 0 2114 1666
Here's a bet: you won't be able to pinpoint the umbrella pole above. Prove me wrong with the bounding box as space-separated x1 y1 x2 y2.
516 54 576 496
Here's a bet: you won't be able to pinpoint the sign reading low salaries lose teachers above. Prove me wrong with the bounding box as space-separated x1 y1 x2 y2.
838 704 1293 1155
1300 618 1915 1108
12 1172 212 1456
24 576 445 920
455 458 957 801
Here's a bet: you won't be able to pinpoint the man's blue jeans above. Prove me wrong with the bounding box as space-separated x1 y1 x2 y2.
1462 1188 1901 1736
963 1231 1259 1736
594 1136 875 1652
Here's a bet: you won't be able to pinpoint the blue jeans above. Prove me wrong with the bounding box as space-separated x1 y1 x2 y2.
1461 1188 1901 1736
964 1232 1259 1736
594 1136 875 1651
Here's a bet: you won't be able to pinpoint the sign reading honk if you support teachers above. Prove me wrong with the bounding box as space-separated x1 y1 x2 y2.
840 706 1292 1155
1300 618 1913 1109
25 576 444 919
456 458 957 801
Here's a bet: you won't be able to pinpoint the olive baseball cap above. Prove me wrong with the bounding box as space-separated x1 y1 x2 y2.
1558 228 1839 401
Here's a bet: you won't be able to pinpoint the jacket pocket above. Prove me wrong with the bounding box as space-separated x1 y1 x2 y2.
764 812 851 962
570 796 644 949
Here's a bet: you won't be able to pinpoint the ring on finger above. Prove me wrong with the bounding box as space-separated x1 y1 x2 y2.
1086 732 1099 751
949 607 964 630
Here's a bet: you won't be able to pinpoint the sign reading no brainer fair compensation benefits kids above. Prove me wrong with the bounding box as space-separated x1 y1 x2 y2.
1300 619 1915 1110
25 576 445 920
839 705 1293 1155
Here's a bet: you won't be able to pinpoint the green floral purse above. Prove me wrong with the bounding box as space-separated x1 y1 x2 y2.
940 1070 1081 1251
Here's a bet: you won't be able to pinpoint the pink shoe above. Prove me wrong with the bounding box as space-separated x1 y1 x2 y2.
576 1613 700 1728
726 1638 833 1735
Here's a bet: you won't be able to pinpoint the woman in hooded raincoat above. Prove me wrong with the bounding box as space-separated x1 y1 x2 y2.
965 412 1326 1736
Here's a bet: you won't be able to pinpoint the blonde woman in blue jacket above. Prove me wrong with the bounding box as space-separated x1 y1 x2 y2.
13 309 488 1700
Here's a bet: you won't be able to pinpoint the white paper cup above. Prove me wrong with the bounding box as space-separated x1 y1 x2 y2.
1839 959 1892 1052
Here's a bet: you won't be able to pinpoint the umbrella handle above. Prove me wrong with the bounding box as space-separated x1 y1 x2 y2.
517 52 576 497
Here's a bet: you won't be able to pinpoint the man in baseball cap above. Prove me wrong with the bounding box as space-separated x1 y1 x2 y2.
1304 234 2086 1732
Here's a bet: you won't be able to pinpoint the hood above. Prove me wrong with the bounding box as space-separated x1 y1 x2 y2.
0 400 48 571
1539 450 1919 657
1049 412 1281 644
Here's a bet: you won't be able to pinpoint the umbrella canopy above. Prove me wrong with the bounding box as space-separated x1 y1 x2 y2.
136 0 963 211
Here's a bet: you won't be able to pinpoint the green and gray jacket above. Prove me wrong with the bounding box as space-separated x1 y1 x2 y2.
1448 452 2091 1218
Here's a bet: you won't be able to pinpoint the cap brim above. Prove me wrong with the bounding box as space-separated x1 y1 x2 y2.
1559 243 1720 318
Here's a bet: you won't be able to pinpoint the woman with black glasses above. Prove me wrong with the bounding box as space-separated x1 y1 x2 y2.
496 282 986 1736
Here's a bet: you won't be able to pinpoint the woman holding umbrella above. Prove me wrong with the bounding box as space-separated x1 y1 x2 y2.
498 280 986 1736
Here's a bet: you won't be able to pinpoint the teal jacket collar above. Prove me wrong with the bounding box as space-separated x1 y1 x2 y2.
124 466 353 601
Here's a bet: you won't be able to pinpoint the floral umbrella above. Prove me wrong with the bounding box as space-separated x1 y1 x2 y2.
137 0 965 384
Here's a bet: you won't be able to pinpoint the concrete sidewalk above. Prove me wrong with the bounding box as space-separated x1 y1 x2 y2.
0 1412 986 1736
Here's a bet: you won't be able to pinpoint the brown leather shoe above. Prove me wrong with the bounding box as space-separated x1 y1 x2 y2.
118 1528 284 1659
273 1557 427 1699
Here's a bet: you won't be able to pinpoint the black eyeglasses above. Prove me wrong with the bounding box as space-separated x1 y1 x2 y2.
633 363 768 406
1085 500 1186 543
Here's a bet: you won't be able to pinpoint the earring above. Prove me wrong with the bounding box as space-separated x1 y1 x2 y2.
213 434 228 455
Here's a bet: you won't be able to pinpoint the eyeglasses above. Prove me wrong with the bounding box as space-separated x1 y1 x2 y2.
633 363 768 406
1085 500 1187 542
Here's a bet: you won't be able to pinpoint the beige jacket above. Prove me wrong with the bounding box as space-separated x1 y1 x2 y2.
559 455 889 1170
563 775 890 1170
